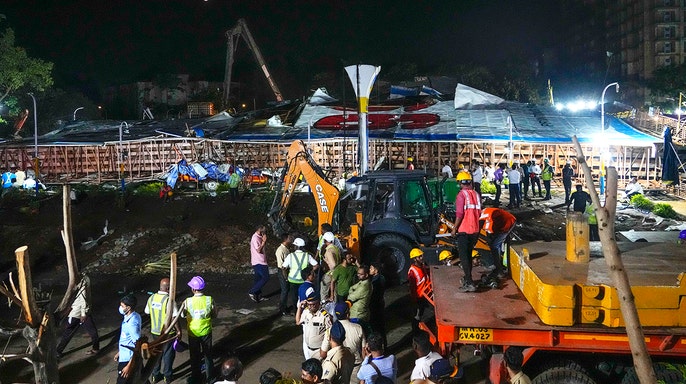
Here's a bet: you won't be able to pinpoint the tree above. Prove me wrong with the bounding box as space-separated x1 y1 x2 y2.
0 28 54 105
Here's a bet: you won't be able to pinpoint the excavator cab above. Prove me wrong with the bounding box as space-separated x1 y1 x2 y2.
354 171 439 281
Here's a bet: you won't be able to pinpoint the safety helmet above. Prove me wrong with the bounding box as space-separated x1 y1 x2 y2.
187 276 205 290
407 157 414 162
680 230 686 240
323 232 335 242
438 250 453 262
456 170 472 183
410 248 424 259
293 237 306 247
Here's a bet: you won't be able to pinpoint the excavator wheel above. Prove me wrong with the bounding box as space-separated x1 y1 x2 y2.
368 234 412 285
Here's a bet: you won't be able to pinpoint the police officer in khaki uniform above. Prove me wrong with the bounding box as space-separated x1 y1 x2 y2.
183 276 217 384
145 278 182 383
296 292 332 360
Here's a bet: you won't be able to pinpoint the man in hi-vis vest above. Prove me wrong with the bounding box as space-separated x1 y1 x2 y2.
145 278 182 383
283 238 318 310
183 276 217 384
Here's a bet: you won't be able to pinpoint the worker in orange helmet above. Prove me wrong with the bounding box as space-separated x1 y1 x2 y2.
479 207 516 286
408 248 429 331
452 171 482 293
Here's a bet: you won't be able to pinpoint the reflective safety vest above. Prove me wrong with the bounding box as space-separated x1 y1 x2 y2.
541 165 553 181
287 250 310 284
408 264 428 299
585 204 597 225
228 172 241 188
457 189 481 234
146 293 171 336
185 295 213 337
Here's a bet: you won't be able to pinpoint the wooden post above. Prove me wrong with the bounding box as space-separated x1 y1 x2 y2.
572 136 657 384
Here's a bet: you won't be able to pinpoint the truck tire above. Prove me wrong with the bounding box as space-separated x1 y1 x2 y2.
369 234 412 284
621 362 685 384
533 367 597 384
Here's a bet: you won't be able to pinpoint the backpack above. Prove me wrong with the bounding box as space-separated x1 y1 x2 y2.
369 360 395 384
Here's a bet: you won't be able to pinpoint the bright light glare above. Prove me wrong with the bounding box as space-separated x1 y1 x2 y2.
677 108 683 115
556 99 597 112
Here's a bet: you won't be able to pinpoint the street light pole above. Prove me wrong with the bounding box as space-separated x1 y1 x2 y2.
600 82 619 195
676 92 685 138
27 93 39 194
73 106 84 121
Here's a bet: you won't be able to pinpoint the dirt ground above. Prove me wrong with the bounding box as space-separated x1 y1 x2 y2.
0 184 684 383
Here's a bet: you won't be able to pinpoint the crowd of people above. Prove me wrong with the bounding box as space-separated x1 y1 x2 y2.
55 156 654 384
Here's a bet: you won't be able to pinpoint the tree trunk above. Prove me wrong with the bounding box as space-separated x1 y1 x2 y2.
573 137 656 384
16 246 60 384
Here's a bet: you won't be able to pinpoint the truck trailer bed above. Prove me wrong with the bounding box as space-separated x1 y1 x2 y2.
432 241 686 356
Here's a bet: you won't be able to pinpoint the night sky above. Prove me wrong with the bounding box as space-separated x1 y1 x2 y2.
3 0 562 100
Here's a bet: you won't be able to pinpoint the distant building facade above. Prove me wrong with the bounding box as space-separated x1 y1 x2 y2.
559 0 685 105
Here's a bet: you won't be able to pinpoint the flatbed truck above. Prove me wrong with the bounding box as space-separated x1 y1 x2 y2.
427 241 686 383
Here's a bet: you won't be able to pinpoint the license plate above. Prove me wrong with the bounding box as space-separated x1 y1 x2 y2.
458 327 493 342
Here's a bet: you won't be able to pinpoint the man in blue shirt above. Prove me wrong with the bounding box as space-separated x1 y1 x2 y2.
357 332 397 384
114 295 141 384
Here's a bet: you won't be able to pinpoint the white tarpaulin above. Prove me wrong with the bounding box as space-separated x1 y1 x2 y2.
454 83 504 109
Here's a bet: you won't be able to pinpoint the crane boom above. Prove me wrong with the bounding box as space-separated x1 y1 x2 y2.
223 18 284 108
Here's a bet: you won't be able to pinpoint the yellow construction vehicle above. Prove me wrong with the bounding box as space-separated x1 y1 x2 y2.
267 140 453 281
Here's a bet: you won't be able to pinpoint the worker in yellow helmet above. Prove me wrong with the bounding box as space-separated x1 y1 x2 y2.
452 170 482 293
408 248 428 330
438 249 455 266
407 156 415 170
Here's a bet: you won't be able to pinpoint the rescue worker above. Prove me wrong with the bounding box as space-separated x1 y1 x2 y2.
296 292 332 360
480 208 517 282
529 160 542 198
183 276 217 384
586 203 599 241
541 158 554 200
562 160 574 205
452 171 482 293
144 278 182 384
407 157 415 170
56 269 100 358
276 233 294 316
408 248 429 330
283 237 318 310
319 231 342 301
438 249 455 266
114 295 141 384
228 168 241 205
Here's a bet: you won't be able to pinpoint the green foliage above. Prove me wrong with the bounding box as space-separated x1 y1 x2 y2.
480 179 496 194
630 194 654 211
648 63 686 99
652 202 678 219
0 28 54 105
215 182 231 193
250 190 276 215
132 181 165 197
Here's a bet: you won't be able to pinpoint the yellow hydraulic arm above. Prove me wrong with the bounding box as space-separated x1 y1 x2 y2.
269 140 340 236
223 18 284 107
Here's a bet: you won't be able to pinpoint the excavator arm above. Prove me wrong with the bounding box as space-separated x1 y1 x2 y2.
268 140 340 236
223 18 284 107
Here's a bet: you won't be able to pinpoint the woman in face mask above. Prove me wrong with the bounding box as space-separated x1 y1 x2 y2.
113 295 141 384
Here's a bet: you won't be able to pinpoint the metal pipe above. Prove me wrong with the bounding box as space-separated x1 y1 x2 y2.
600 82 619 195
73 106 84 121
27 93 39 194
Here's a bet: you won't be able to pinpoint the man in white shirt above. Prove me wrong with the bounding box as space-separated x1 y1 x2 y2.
410 331 442 382
471 160 484 197
441 161 453 178
215 356 243 384
56 271 100 358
